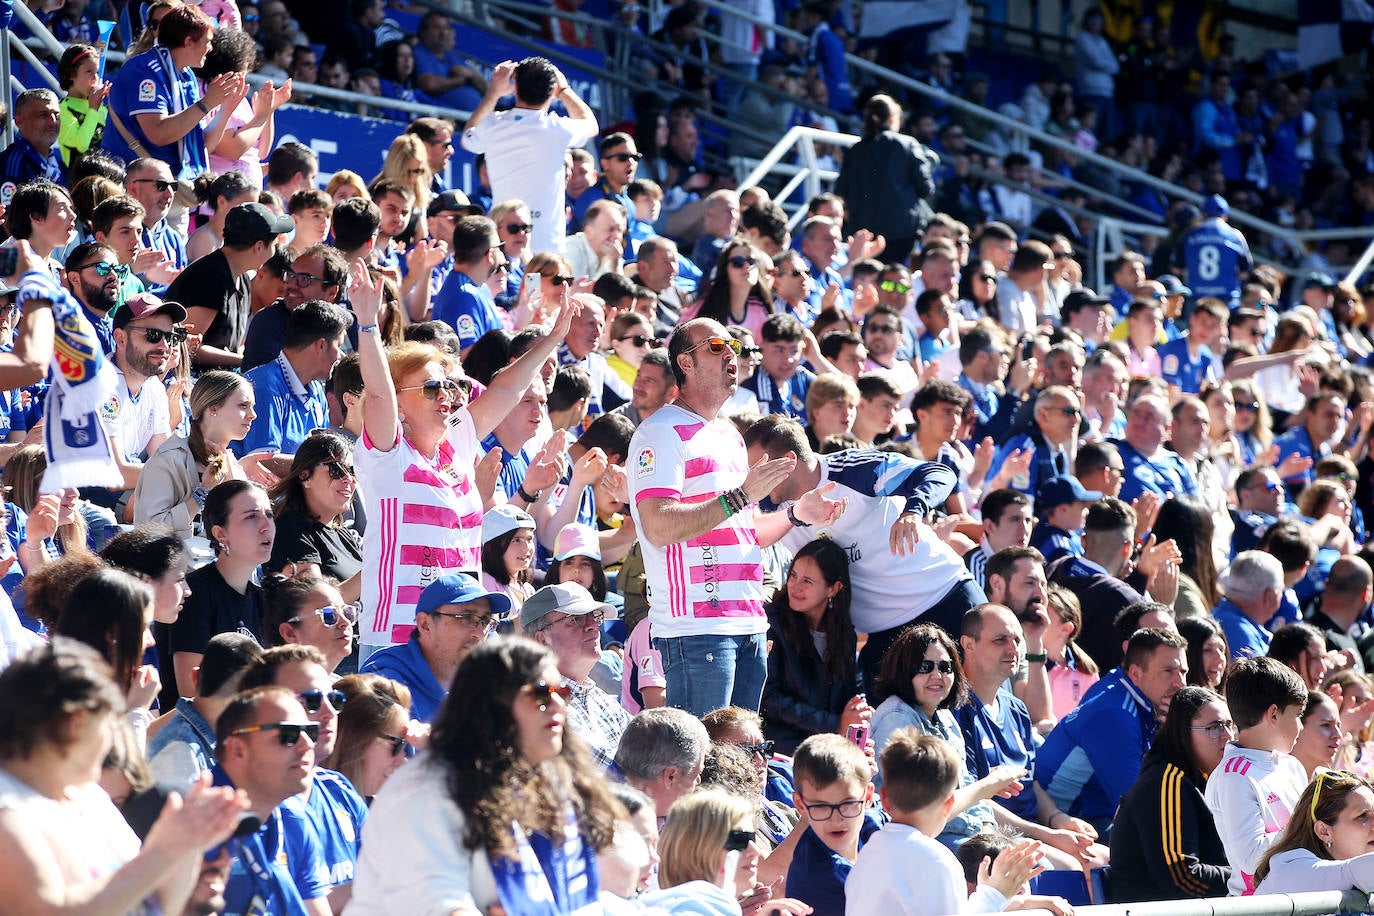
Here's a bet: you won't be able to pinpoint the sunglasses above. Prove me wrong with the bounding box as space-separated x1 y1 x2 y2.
322 459 355 480
776 269 803 278
398 378 466 399
1235 401 1259 411
297 689 347 715
724 829 756 853
289 604 358 627
128 326 187 345
727 255 756 269
524 679 574 711
428 610 499 634
378 733 408 757
285 269 331 286
619 334 659 348
230 721 320 746
739 740 776 758
879 280 911 294
131 178 177 192
1055 406 1083 417
76 261 131 278
504 222 532 234
604 152 644 162
916 659 955 675
682 336 742 356
866 324 899 335
551 275 575 286
741 345 762 358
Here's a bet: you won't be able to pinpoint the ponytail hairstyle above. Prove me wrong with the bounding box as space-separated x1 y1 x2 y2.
193 170 258 214
862 93 901 140
1047 584 1098 676
188 371 252 466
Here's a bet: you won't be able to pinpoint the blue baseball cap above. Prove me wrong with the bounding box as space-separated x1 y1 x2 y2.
1156 274 1191 297
1037 475 1102 511
1304 271 1337 290
1202 194 1229 217
415 573 513 619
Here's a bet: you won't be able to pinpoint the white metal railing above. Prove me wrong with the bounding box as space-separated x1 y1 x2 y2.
1019 888 1370 916
741 125 1374 290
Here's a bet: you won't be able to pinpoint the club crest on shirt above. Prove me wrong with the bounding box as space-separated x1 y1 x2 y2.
138 79 156 102
636 447 654 476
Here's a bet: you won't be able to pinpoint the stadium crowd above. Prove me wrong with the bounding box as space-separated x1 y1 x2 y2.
2 0 1374 915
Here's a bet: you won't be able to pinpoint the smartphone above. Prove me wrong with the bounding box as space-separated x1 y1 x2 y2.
847 722 870 749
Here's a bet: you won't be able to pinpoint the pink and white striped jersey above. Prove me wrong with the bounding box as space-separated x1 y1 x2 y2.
357 410 484 650
627 404 768 640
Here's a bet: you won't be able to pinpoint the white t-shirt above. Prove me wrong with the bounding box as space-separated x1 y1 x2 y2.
357 410 484 651
1205 744 1308 896
995 277 1038 337
461 108 598 257
845 821 1006 916
626 404 768 640
101 368 170 463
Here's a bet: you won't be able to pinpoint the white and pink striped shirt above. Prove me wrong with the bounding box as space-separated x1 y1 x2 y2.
357 410 483 651
627 404 768 640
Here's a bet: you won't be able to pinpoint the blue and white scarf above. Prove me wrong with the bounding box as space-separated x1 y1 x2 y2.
152 44 208 180
16 271 122 493
489 807 601 916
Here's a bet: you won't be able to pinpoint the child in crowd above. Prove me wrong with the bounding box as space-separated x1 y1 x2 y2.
845 729 1042 916
1205 656 1310 896
57 43 109 166
786 733 881 916
479 504 538 611
1029 476 1098 565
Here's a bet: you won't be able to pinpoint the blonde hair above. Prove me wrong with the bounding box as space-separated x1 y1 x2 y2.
805 372 860 416
374 134 431 212
527 251 574 278
657 790 753 888
489 199 531 225
385 341 455 390
326 170 371 202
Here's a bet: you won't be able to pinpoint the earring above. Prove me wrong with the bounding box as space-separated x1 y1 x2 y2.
222 543 231 557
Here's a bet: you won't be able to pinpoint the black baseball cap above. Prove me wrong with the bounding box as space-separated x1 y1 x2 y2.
427 190 484 218
223 202 295 246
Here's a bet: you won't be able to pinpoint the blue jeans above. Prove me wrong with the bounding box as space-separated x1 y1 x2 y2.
654 632 767 717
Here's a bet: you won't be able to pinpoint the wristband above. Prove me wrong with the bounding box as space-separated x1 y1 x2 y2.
191 486 210 510
195 99 209 114
718 493 734 518
358 323 379 333
1025 652 1048 663
786 504 811 527
517 484 540 503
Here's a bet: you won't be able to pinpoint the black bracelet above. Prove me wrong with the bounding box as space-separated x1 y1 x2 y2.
517 484 540 503
787 504 811 527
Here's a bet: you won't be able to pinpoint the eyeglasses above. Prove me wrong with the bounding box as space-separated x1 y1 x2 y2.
1052 252 1072 260
524 679 574 711
398 378 464 399
604 152 644 162
879 280 911 294
916 659 954 675
866 323 899 335
130 178 176 192
289 605 358 628
1234 401 1259 411
618 334 659 348
682 336 742 356
776 269 803 278
378 733 408 757
801 799 865 821
727 255 756 269
548 610 606 629
321 459 355 480
298 689 347 715
724 829 756 852
739 740 775 758
1190 720 1236 740
504 222 531 234
75 261 131 278
429 610 499 634
128 326 187 345
230 721 320 746
285 269 330 286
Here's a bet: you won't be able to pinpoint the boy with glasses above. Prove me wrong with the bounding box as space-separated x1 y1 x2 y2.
362 573 512 722
786 734 880 915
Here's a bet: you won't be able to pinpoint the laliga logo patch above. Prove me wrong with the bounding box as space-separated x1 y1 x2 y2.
636 447 654 477
0 182 15 207
456 314 477 338
138 79 156 102
100 396 120 420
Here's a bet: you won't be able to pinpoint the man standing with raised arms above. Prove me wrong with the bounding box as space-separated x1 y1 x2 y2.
629 318 844 716
461 57 598 257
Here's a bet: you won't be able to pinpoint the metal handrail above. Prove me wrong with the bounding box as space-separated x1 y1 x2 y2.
7 33 64 93
9 2 66 60
477 0 861 132
1020 888 1370 916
